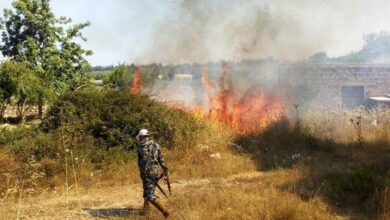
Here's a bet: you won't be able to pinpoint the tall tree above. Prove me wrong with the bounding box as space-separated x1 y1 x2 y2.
0 61 42 123
0 62 17 123
0 0 92 117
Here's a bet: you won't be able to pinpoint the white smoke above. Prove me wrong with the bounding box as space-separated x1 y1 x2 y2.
134 0 390 64
140 0 321 64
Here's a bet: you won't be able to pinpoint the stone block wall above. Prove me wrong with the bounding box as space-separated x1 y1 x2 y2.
279 64 390 108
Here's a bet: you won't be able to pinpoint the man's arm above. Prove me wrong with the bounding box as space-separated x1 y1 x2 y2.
156 143 171 194
156 143 168 172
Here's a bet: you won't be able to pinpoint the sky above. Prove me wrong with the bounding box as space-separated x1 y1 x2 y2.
0 0 390 66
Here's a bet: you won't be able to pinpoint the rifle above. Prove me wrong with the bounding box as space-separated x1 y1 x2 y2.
156 182 186 220
164 173 172 195
159 172 171 195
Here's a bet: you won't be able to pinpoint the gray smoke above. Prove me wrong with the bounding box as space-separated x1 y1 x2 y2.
139 0 327 64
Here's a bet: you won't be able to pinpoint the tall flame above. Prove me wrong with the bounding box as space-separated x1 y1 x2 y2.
197 62 285 134
129 66 143 94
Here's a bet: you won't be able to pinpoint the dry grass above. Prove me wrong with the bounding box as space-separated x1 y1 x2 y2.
87 143 256 190
0 167 344 220
300 107 390 144
176 185 338 220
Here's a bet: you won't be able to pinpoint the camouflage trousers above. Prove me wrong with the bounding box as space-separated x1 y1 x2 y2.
141 175 159 202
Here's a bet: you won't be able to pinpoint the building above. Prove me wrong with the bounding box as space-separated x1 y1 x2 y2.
279 64 390 108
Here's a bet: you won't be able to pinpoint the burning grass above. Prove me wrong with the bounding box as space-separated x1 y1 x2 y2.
189 63 285 134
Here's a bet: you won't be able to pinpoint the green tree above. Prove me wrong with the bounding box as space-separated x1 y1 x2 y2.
0 62 17 123
0 0 92 117
0 61 42 123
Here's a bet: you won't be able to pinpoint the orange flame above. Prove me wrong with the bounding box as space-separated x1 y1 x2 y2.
201 67 216 89
129 66 143 94
196 62 284 134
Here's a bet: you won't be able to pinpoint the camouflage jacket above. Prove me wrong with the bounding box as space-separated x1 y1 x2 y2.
137 139 168 178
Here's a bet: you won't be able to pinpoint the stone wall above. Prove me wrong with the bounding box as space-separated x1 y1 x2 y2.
278 64 390 108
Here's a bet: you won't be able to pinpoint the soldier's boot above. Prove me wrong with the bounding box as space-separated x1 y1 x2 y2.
151 199 170 218
142 199 151 216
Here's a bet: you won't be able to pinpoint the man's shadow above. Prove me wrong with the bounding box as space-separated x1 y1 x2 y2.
83 207 143 218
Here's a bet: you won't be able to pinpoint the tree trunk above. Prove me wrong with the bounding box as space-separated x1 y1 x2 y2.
0 104 6 124
16 101 28 124
38 95 44 118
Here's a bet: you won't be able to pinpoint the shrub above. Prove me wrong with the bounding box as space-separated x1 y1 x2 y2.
42 89 207 150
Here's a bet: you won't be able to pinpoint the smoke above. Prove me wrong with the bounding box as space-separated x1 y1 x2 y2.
8 0 387 65
135 0 390 110
140 0 328 64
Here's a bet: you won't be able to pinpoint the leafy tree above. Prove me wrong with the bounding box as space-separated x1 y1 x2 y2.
0 61 42 123
0 0 92 117
0 62 17 122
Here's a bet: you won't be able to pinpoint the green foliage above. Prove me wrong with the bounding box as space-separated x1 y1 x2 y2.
0 125 35 146
0 0 92 113
0 62 17 121
103 64 132 88
102 63 164 90
88 70 110 81
42 89 205 150
0 61 43 122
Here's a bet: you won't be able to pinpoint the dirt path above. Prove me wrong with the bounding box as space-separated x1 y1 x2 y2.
1 172 264 220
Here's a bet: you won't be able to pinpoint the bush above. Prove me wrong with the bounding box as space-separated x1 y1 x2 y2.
42 89 206 150
0 126 37 146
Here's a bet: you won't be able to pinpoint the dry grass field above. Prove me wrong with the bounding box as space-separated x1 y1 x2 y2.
0 91 389 220
0 168 344 220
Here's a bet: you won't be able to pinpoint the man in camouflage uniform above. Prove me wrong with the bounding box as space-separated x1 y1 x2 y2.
136 129 170 218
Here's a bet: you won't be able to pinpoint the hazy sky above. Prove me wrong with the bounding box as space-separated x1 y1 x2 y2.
0 0 390 65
